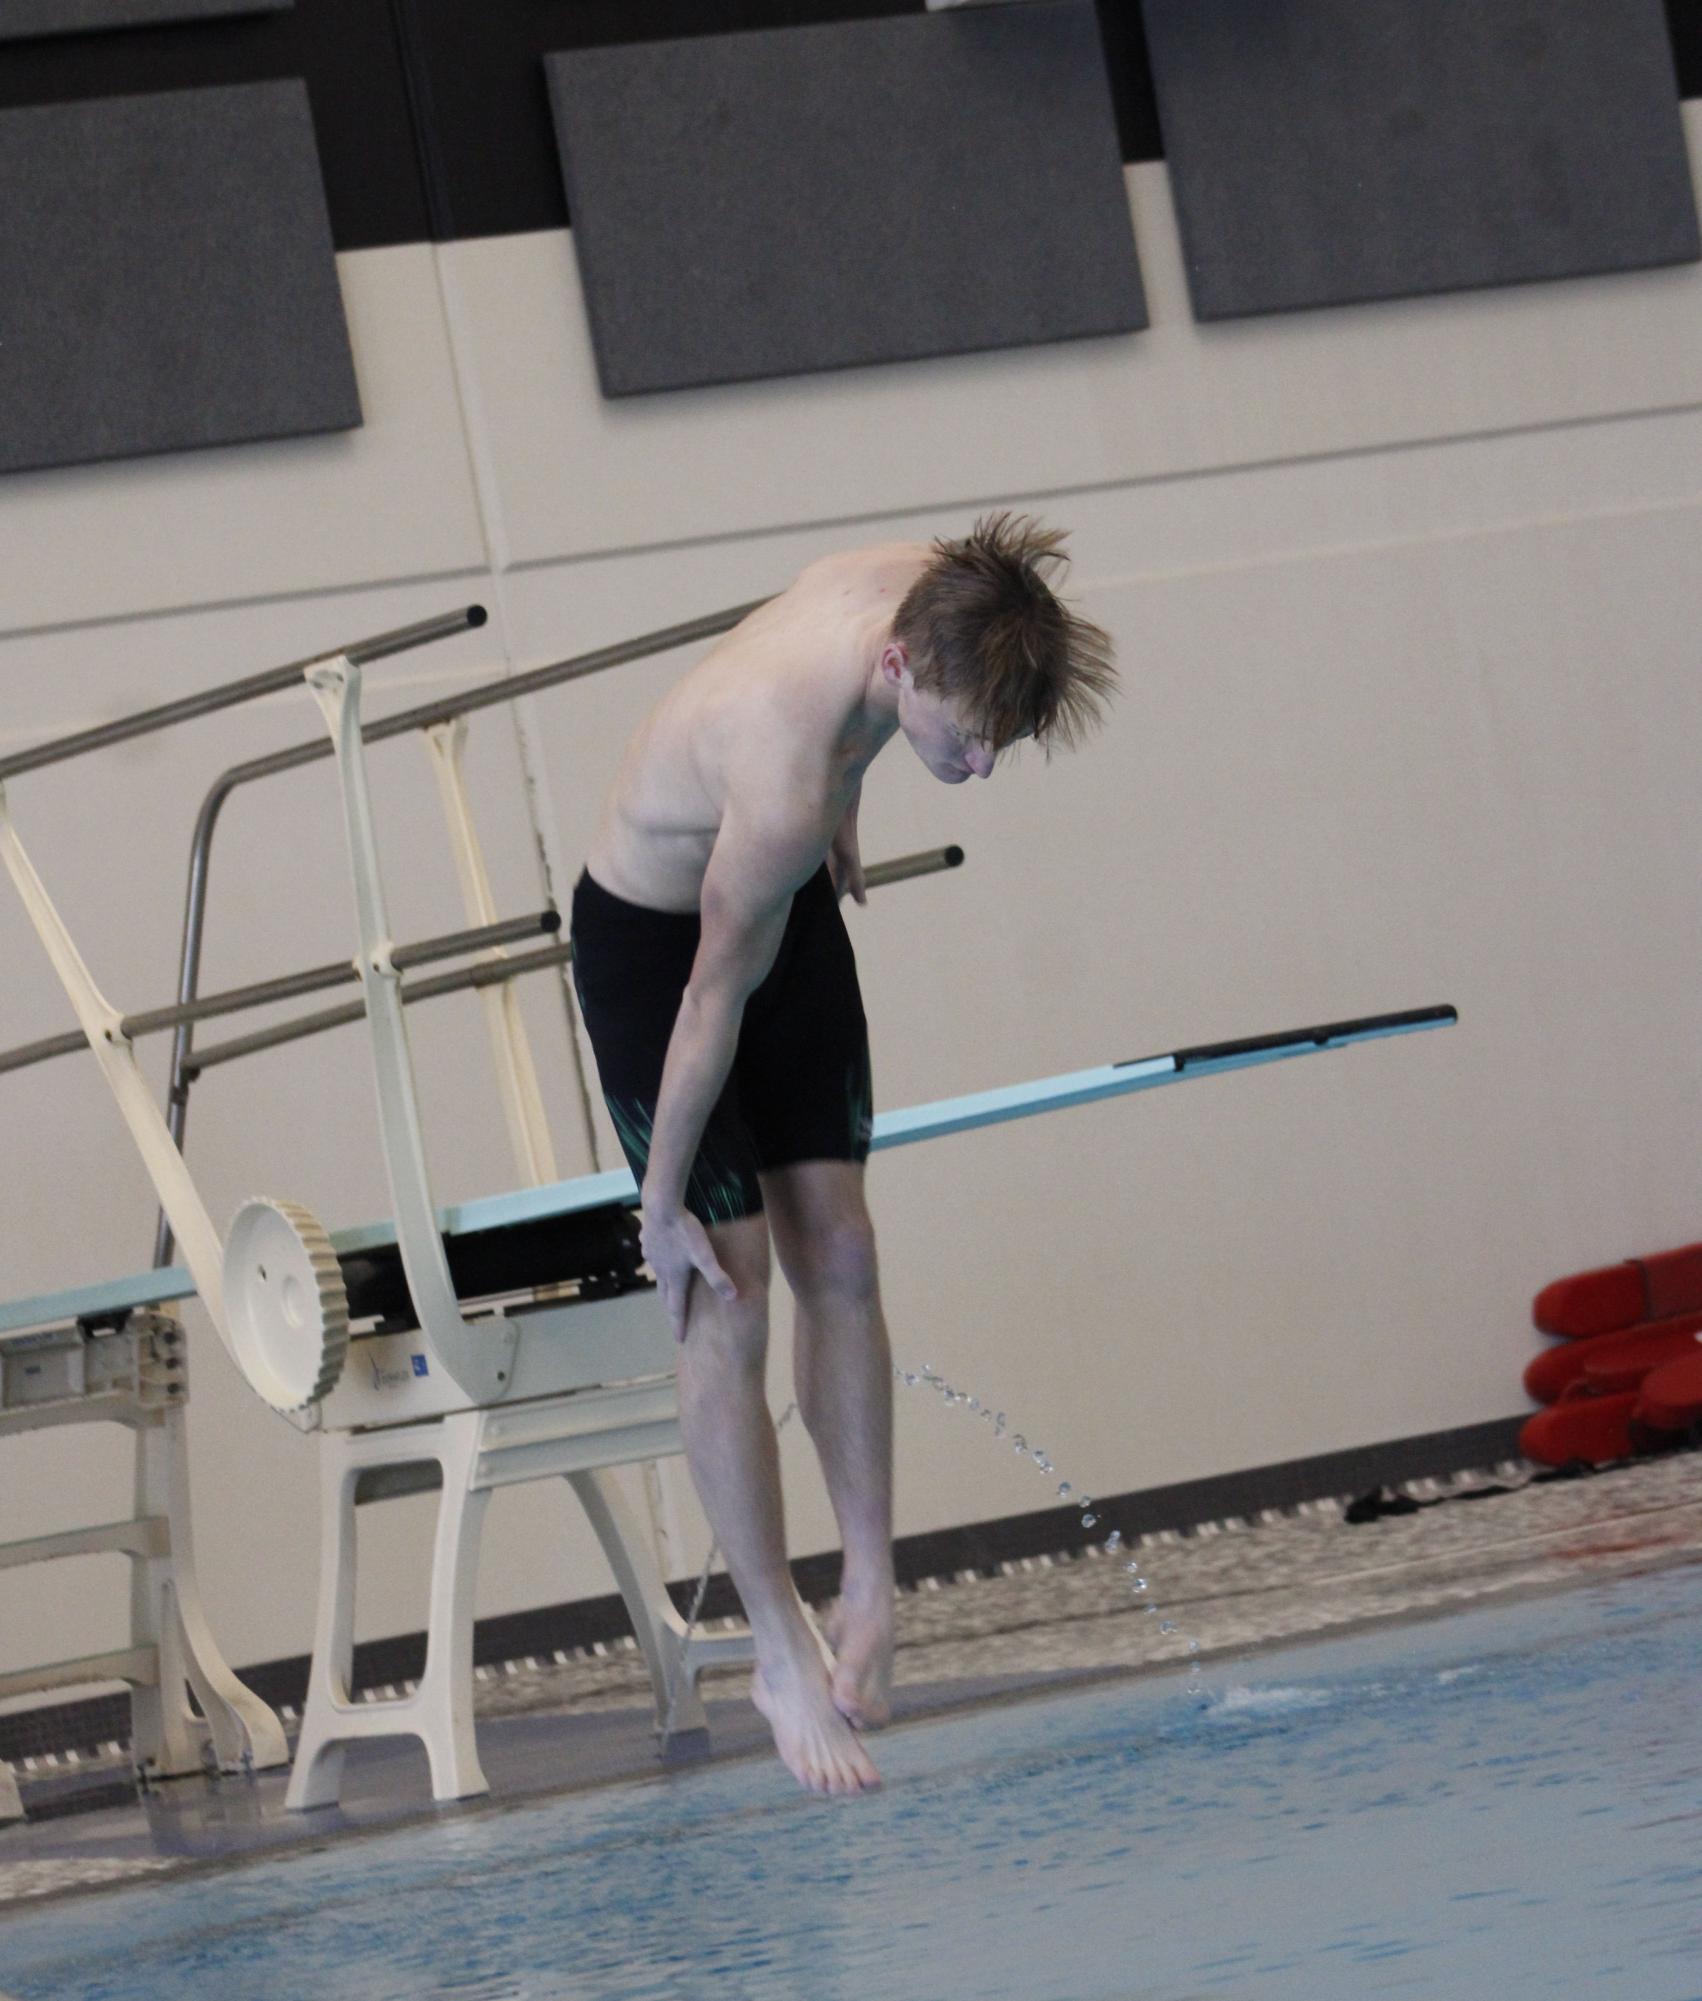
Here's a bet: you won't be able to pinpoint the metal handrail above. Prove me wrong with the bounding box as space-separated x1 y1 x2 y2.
185 941 578 1076
0 908 561 1077
0 607 486 784
152 598 769 1266
862 843 964 889
175 845 965 1079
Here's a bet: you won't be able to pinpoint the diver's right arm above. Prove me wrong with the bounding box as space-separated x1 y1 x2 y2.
640 802 828 1338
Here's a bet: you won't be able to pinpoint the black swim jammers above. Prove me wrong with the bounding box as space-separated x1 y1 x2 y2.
569 865 874 1227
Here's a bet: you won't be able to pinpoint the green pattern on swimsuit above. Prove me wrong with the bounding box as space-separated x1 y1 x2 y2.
608 1096 655 1180
610 1096 749 1224
685 1126 751 1224
847 1055 874 1159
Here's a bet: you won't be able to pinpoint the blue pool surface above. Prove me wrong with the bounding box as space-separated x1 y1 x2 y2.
3 1561 1701 2001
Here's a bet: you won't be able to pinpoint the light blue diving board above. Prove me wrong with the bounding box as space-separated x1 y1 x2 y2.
0 1005 1454 1337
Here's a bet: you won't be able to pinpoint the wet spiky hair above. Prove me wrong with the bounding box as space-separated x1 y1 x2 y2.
891 512 1117 754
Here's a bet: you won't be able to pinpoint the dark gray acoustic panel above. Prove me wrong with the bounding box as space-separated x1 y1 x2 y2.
545 0 1146 397
1142 0 1701 321
0 79 360 477
0 0 289 39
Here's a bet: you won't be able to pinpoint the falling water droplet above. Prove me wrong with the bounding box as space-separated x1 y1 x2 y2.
891 1377 1215 1694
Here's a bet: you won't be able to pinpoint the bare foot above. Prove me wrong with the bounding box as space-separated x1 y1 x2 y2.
751 1654 882 1795
823 1588 895 1731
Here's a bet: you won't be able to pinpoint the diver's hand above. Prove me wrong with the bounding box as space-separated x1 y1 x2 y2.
640 1195 737 1341
828 829 867 906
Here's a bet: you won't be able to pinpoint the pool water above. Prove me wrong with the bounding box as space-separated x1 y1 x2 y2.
4 1561 1701 2001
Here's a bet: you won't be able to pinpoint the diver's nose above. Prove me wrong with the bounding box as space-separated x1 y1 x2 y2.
969 744 994 779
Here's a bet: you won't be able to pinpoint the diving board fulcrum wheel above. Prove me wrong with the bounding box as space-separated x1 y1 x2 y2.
222 1198 350 1411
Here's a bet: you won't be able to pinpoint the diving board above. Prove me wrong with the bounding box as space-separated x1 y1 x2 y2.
0 1007 1456 1342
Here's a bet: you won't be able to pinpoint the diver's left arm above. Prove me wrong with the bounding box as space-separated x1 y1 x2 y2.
827 781 867 906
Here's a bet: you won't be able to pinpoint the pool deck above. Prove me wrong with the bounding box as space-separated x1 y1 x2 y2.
4 1443 1700 1913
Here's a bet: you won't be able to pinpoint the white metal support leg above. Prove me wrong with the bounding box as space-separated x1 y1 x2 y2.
129 1401 288 1778
288 1412 491 1811
419 1412 491 1802
564 1469 753 1737
287 1427 367 1811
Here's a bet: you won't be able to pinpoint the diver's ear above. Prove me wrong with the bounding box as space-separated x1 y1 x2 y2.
879 641 910 689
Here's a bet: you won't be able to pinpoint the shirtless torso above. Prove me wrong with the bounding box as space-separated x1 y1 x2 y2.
584 541 934 915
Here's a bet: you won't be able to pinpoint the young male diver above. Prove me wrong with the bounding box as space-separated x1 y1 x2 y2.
570 513 1117 1795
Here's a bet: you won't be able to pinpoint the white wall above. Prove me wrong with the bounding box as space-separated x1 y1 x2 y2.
3 115 1701 1698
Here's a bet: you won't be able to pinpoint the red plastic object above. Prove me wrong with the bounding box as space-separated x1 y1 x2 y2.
1634 1348 1702 1434
1577 1316 1702 1393
1533 1243 1702 1338
1523 1335 1604 1405
1518 1391 1641 1468
1520 1314 1702 1404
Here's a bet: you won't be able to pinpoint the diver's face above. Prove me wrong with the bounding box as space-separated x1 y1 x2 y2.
880 645 999 782
901 683 997 783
